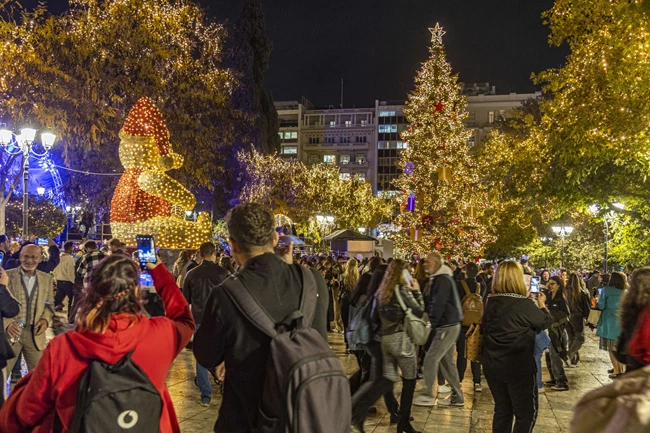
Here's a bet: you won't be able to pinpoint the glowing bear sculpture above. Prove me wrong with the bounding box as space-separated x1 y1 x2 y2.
110 97 211 249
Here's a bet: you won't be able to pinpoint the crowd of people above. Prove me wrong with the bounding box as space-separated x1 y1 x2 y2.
0 205 647 432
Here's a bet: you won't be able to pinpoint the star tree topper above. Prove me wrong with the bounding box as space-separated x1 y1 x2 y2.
429 23 446 45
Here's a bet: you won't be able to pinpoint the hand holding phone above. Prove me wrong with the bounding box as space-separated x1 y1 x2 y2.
530 276 540 294
136 235 157 271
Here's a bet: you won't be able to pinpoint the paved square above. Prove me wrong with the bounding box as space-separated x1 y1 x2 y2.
171 331 611 432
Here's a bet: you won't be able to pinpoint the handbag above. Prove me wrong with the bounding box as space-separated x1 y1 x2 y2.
394 285 430 346
465 322 483 363
587 309 602 326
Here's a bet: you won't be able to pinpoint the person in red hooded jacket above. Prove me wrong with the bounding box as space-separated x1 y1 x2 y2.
0 253 195 433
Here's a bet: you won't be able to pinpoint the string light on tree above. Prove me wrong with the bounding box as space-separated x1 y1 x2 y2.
393 24 493 256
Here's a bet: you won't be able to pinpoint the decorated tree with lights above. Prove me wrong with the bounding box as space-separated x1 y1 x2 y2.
394 24 491 256
238 148 393 231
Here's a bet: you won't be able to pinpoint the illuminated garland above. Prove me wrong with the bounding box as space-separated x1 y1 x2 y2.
110 97 210 249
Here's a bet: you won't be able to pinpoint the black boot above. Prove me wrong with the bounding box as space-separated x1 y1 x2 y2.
397 378 421 433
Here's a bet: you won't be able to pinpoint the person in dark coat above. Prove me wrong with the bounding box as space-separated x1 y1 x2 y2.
480 261 552 433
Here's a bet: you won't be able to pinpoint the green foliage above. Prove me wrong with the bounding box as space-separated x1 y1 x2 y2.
5 197 67 238
0 0 249 216
237 148 393 230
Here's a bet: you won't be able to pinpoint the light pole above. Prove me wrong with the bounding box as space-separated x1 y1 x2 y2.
316 214 334 253
589 203 624 274
552 225 574 269
540 237 553 269
0 128 56 237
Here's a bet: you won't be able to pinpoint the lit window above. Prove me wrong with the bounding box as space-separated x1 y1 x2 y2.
358 173 366 181
340 155 350 165
289 131 297 139
390 125 398 133
361 120 368 126
499 109 506 118
282 146 298 155
488 111 495 124
324 154 336 164
339 173 351 180
396 141 407 149
330 121 336 127
309 154 320 163
356 154 367 164
379 111 396 117
345 120 352 127
278 132 284 139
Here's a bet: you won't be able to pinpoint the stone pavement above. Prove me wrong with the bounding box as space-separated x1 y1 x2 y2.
170 330 612 433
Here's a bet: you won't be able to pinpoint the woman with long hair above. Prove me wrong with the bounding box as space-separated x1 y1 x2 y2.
340 258 360 353
481 261 552 433
219 255 236 275
544 275 570 391
566 272 591 367
172 250 191 279
377 259 424 433
597 271 628 378
622 268 650 369
350 264 401 432
0 254 195 432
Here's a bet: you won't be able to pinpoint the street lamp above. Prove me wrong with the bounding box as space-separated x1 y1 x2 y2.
540 236 554 269
551 225 574 269
316 214 335 253
36 185 45 196
0 127 56 237
590 203 624 273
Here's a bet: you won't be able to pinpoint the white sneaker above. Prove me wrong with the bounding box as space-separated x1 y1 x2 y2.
538 387 545 394
413 393 436 407
438 384 452 394
474 383 482 393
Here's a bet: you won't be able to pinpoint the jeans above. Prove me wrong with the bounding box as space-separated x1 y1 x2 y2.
194 325 212 398
351 340 399 425
534 331 550 389
422 324 463 402
484 370 538 433
456 326 482 384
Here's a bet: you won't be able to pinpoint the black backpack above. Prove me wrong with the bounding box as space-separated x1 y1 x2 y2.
64 350 162 433
221 266 351 433
347 294 375 348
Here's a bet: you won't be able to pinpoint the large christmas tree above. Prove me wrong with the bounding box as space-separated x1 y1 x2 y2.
394 24 491 257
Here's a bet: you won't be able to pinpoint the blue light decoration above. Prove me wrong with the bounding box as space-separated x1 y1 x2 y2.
404 161 415 175
407 193 416 211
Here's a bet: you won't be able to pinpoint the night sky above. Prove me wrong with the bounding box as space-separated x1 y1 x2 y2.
40 0 569 107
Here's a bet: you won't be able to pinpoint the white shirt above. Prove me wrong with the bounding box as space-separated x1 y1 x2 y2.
53 253 76 283
21 272 36 297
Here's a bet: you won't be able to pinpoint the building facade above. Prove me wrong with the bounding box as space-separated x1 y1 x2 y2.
275 84 540 194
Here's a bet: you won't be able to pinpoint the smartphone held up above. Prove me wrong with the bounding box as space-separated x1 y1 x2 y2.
136 235 156 271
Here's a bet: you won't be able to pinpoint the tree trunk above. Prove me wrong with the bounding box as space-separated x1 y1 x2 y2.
0 203 5 235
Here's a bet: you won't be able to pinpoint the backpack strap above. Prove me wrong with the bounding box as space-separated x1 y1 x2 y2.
460 280 470 297
220 276 278 339
297 266 318 327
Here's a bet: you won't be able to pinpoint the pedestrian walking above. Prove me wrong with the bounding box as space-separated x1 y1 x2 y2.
566 272 591 367
414 252 465 408
544 276 570 391
53 242 76 313
620 267 650 370
376 259 424 433
597 271 627 378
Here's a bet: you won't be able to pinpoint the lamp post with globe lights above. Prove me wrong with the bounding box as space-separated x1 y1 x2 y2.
552 225 574 269
589 203 625 274
0 127 56 237
316 214 335 253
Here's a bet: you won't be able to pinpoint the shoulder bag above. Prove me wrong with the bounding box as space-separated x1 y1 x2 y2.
394 285 430 346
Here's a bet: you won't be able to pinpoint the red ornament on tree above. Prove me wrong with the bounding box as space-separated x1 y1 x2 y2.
434 102 445 112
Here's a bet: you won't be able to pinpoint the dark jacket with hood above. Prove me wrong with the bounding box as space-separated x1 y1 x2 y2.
426 264 463 335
